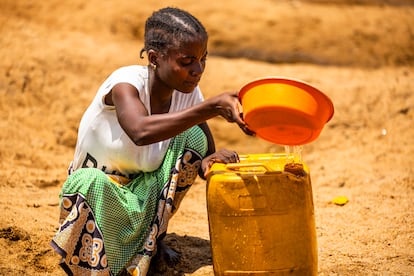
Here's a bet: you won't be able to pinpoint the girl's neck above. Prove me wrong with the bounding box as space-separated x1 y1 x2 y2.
148 66 173 114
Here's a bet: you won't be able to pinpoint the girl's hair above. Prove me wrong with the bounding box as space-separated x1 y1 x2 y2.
140 7 208 58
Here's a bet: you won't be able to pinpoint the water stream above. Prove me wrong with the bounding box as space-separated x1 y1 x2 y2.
284 145 303 164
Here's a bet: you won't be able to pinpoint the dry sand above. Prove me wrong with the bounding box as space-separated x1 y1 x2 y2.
1 0 413 275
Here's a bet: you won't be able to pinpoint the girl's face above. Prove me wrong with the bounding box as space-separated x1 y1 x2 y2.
155 36 208 93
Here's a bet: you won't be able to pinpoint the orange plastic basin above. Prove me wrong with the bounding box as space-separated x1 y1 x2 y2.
238 77 334 145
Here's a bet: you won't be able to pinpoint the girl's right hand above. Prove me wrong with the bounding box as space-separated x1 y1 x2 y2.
214 92 243 124
214 92 255 136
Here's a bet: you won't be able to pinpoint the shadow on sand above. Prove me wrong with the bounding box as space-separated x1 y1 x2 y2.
149 233 212 276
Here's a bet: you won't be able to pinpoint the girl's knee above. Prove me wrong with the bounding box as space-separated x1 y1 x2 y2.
186 126 208 157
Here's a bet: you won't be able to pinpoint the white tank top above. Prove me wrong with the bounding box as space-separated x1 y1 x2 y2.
70 65 204 178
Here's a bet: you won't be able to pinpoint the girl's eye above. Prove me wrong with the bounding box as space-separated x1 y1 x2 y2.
181 58 193 66
180 55 207 66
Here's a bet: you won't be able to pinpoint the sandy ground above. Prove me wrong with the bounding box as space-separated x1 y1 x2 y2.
1 0 413 275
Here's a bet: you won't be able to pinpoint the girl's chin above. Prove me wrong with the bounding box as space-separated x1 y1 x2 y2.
177 84 197 93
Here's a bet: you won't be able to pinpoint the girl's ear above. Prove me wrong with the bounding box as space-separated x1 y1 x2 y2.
147 49 158 67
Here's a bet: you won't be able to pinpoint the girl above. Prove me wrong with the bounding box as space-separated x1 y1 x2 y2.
51 7 250 276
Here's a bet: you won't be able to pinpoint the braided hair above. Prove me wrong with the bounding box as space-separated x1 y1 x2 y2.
140 7 208 58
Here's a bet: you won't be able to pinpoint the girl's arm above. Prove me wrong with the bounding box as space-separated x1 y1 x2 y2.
110 82 245 146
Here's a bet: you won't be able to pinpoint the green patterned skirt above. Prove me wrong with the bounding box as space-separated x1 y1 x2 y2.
51 126 207 276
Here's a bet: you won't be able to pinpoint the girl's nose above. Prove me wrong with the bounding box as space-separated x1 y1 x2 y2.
191 62 204 76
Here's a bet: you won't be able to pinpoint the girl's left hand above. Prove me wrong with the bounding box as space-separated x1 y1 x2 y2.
201 149 239 178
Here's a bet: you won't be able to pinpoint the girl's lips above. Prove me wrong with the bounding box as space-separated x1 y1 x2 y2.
184 79 200 87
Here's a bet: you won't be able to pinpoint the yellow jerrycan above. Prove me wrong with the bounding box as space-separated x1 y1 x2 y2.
206 153 317 275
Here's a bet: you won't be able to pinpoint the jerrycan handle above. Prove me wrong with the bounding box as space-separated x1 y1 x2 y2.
225 163 271 172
